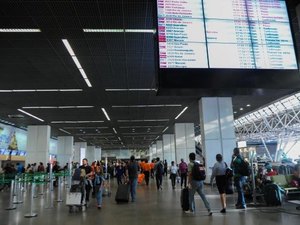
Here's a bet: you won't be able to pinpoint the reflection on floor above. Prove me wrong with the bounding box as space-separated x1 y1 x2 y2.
1 176 299 225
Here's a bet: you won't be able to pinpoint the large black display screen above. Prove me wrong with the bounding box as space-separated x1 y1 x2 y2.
157 0 297 70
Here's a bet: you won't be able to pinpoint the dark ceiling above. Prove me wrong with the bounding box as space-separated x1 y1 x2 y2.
0 0 300 150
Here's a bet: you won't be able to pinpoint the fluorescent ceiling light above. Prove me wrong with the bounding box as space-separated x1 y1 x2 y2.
118 119 169 122
162 126 169 133
51 121 104 124
22 106 94 109
0 89 82 93
62 39 92 87
79 68 88 79
125 29 155 33
155 136 160 140
113 128 117 134
72 56 82 69
101 108 111 121
59 128 71 135
62 39 75 56
84 78 92 87
83 29 155 33
118 137 121 141
17 109 44 122
63 126 108 129
83 29 124 32
79 138 86 142
112 104 181 108
120 125 164 128
175 107 188 120
0 28 41 32
105 88 156 92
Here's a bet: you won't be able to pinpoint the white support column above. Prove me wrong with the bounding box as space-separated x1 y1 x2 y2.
175 123 195 163
156 140 163 160
95 147 101 161
57 136 74 166
73 142 87 164
86 146 95 163
199 97 236 180
151 144 157 159
26 125 51 165
162 134 176 164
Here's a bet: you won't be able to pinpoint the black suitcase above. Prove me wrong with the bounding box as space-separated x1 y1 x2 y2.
115 184 130 203
264 184 283 206
181 187 189 211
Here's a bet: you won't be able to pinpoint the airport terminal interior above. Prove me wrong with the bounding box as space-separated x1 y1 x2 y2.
1 0 300 224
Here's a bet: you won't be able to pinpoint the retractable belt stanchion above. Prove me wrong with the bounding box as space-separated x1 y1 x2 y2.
6 179 16 210
24 178 38 218
46 163 54 209
56 175 63 202
13 175 23 204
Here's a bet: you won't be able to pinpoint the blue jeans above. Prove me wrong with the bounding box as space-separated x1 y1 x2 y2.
96 186 103 206
234 176 246 207
189 180 211 212
129 178 138 201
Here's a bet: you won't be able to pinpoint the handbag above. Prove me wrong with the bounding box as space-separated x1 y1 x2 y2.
225 162 233 178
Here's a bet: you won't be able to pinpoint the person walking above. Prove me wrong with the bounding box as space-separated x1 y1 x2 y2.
143 159 151 186
169 161 178 189
179 158 188 188
126 155 140 202
80 158 93 206
94 163 104 209
154 157 164 190
231 147 247 209
163 160 168 177
185 152 212 215
210 154 227 213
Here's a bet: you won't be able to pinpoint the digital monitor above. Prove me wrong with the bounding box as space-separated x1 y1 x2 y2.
155 0 299 91
157 0 297 69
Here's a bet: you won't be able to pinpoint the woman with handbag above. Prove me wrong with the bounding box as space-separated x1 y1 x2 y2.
210 154 227 213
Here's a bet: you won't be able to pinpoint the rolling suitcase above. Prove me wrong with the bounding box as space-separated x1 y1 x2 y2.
181 187 189 211
264 183 283 206
115 184 130 203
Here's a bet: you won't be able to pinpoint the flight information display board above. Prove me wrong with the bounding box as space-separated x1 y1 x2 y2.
157 0 297 69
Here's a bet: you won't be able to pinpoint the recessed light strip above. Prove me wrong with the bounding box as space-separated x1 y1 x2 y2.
118 119 169 122
162 126 169 133
112 104 182 108
17 109 44 122
175 107 188 120
105 88 156 92
22 106 94 109
113 128 117 134
59 128 71 135
101 108 111 121
0 28 41 32
0 89 82 93
62 39 92 87
51 121 104 124
79 138 86 142
83 29 155 33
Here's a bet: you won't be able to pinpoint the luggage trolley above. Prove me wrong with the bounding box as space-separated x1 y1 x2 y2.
66 179 86 213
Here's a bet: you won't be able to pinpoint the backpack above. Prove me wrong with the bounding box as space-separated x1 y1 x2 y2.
157 163 164 175
238 159 250 176
192 162 206 181
72 168 81 181
264 184 283 206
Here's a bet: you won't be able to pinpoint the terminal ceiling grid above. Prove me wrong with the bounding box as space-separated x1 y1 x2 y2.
0 0 300 150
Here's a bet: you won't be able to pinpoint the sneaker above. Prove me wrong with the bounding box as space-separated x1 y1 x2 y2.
208 210 213 216
184 210 194 214
97 205 102 209
236 206 246 209
220 208 226 213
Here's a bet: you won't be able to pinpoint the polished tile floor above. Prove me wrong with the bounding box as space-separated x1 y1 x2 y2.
0 176 299 225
